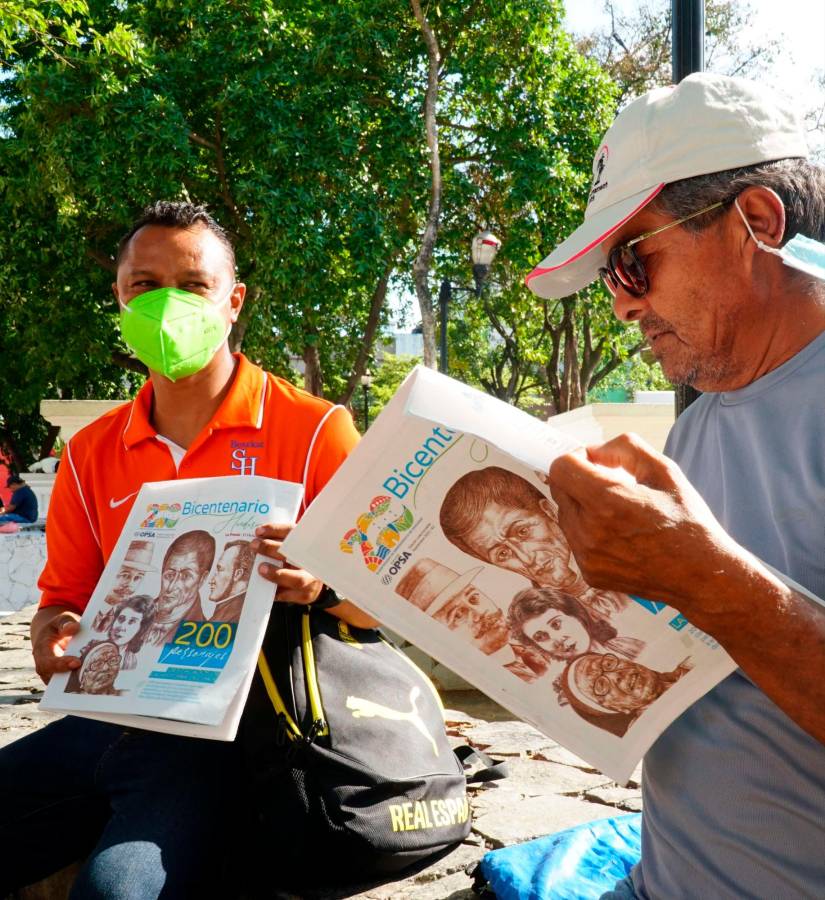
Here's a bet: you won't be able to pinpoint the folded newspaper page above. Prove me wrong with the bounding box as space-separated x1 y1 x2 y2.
42 475 302 740
282 367 738 783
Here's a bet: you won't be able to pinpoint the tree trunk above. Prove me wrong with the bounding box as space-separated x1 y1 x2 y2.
561 306 583 411
38 424 61 461
230 284 260 352
410 0 441 370
336 261 395 406
303 343 323 397
0 429 26 473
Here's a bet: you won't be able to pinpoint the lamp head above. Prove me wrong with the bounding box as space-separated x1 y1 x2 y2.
471 231 501 267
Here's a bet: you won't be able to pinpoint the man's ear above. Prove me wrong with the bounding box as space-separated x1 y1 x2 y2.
229 282 246 323
736 186 786 251
538 497 558 521
111 282 120 304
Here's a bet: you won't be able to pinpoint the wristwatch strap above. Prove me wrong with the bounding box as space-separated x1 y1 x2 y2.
311 585 345 611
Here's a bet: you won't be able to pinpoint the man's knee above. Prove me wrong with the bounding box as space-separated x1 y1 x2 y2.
72 843 165 900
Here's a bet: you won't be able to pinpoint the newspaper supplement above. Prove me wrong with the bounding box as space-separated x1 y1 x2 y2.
42 475 303 740
282 367 738 783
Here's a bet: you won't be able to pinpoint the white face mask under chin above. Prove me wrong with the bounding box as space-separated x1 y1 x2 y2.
735 197 825 282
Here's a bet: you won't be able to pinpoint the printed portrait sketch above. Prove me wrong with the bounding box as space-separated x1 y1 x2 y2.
553 652 694 737
92 540 156 633
394 558 556 684
439 466 627 619
102 594 156 670
143 530 216 646
68 595 157 696
65 641 124 696
507 587 645 665
208 539 255 624
341 495 414 572
395 558 510 655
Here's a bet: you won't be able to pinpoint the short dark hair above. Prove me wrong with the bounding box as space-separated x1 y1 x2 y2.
440 467 552 558
653 158 825 244
222 539 255 584
6 474 23 487
116 201 236 270
507 586 616 652
652 158 825 298
111 594 156 654
163 530 216 576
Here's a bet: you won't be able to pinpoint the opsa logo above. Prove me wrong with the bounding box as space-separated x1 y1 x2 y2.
340 495 414 573
139 503 182 530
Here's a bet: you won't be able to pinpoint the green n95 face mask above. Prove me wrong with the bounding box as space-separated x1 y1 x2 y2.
119 286 233 382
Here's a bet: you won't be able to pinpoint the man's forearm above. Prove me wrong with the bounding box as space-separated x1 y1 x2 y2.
328 599 379 630
681 549 825 746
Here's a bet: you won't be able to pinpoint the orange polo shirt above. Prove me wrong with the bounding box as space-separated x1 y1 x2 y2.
39 354 359 615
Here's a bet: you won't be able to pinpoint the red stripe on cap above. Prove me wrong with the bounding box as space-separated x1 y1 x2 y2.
525 184 665 285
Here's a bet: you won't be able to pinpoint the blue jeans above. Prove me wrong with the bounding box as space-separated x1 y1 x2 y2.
0 513 32 524
0 716 249 899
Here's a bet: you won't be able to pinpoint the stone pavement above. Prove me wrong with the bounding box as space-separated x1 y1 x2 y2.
1 606 642 899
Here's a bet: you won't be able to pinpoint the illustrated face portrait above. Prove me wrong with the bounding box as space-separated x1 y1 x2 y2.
571 653 664 715
432 585 509 655
209 545 242 603
110 564 145 602
462 498 576 589
79 644 121 694
109 607 144 647
159 549 207 619
523 608 591 660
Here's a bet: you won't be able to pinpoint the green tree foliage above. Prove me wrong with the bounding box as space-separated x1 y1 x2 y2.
576 0 778 107
443 0 784 416
0 0 136 67
350 353 419 434
1 0 423 464
1 0 623 461
408 0 621 413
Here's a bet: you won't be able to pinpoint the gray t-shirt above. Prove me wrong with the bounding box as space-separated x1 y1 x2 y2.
632 329 825 900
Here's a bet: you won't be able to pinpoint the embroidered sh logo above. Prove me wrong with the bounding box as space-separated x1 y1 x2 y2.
231 447 258 476
346 687 439 757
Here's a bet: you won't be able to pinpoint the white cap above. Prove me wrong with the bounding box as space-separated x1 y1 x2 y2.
526 73 809 300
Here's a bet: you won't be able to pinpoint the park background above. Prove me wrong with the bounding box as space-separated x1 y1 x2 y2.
1 0 823 474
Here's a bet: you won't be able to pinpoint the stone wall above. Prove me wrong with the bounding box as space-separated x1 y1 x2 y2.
0 531 47 616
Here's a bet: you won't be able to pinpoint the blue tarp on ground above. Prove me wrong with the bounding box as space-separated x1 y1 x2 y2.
478 813 641 900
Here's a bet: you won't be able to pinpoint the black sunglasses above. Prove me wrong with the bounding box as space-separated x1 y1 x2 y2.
599 201 724 298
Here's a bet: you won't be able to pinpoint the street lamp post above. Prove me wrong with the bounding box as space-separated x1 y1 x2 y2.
673 0 705 417
360 371 373 430
439 230 501 374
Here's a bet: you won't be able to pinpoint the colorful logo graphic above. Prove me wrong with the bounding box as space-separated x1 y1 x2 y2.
139 502 181 530
340 495 414 572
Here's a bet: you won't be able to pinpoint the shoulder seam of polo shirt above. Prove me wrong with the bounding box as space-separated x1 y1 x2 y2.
38 354 359 614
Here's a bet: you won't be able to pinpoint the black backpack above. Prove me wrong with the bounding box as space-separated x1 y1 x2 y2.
239 604 504 895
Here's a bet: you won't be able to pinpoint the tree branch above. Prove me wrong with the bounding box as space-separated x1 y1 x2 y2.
111 351 148 376
213 109 248 237
336 259 396 406
188 131 218 151
438 0 484 74
86 247 116 274
410 0 442 369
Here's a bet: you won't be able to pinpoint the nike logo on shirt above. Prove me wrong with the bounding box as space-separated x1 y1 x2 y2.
109 491 138 509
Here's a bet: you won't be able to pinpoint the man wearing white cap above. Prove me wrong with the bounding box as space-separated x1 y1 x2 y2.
530 73 825 897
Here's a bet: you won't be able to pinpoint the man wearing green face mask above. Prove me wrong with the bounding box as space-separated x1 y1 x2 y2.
0 202 383 898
